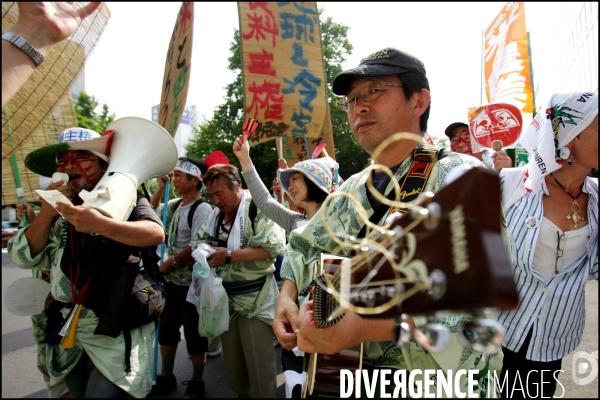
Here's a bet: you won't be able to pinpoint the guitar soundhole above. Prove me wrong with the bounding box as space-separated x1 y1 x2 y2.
314 275 344 327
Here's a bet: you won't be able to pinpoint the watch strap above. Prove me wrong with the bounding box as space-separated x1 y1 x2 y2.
171 256 178 268
226 250 232 264
2 32 45 68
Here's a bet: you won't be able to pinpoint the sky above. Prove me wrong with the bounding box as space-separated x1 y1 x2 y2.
84 2 542 142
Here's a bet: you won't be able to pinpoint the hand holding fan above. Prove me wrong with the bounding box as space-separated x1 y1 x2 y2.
242 118 259 143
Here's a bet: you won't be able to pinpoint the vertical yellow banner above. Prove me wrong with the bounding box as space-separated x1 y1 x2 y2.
484 2 534 116
158 2 194 137
239 2 328 145
276 103 335 165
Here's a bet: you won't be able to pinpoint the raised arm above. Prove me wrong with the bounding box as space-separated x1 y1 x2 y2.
2 2 102 105
233 134 301 233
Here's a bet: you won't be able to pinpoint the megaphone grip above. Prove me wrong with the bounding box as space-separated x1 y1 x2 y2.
60 304 82 348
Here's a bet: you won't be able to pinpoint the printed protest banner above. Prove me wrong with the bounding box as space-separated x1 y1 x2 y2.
276 103 335 168
239 2 328 147
484 2 534 120
158 2 193 137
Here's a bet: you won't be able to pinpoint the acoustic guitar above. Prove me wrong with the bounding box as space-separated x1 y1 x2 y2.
302 166 519 398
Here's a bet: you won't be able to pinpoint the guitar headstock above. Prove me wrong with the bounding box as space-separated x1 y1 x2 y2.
317 166 518 324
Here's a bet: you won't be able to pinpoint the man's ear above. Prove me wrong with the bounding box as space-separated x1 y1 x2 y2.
412 88 431 119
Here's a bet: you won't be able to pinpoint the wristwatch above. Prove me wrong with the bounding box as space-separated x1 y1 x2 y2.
225 250 232 264
2 32 45 68
171 256 178 268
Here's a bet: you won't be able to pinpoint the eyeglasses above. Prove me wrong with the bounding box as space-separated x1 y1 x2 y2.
450 136 471 146
555 231 565 274
338 83 403 111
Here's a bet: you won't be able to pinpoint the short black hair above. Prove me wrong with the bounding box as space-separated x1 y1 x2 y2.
302 174 328 204
397 72 431 134
178 157 208 191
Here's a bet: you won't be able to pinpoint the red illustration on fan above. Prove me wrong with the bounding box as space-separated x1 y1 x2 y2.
467 103 523 152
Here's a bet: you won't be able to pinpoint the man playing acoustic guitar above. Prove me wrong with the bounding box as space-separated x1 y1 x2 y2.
277 47 505 397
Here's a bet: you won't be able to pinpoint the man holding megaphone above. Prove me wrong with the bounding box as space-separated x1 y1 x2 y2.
7 125 170 398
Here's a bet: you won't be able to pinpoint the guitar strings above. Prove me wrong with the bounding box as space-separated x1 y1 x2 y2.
317 132 434 318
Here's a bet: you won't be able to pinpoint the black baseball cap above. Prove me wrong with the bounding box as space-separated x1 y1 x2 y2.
332 47 429 95
444 122 469 138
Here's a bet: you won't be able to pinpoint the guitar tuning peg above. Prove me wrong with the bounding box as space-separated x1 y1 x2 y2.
408 195 441 230
427 269 446 300
457 314 505 354
414 316 451 352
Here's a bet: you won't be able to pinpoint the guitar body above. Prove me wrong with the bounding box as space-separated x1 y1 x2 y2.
304 343 362 398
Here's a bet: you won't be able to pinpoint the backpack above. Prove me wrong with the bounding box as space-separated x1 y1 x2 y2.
165 197 208 245
173 197 209 229
100 185 166 372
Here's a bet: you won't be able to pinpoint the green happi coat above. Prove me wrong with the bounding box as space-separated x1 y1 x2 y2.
281 149 505 398
155 198 211 286
195 190 286 325
8 222 155 398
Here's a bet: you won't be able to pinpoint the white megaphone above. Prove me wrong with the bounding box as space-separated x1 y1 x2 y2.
78 117 178 221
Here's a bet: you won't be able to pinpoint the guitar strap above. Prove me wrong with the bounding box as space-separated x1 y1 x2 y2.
356 145 445 239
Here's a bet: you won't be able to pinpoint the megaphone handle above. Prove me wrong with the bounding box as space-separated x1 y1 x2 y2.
60 304 82 348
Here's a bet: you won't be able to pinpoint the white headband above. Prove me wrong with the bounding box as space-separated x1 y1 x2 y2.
174 160 202 179
519 91 597 191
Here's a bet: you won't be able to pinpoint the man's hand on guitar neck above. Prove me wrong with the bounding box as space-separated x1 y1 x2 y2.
296 300 396 355
273 279 299 349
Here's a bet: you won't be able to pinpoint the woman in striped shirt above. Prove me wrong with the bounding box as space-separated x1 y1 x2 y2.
497 91 598 398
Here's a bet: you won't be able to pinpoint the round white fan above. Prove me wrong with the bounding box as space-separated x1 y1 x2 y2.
4 277 51 316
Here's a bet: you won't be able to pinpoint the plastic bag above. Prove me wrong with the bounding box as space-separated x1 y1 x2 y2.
187 243 229 338
186 244 215 314
198 267 230 338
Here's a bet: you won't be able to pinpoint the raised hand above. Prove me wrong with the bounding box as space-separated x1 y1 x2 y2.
14 2 103 49
233 135 253 172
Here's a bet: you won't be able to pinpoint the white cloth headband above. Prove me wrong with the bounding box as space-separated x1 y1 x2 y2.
519 91 597 191
174 160 202 178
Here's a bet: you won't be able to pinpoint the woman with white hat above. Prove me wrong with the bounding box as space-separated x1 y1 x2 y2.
497 91 598 398
233 133 340 398
233 135 337 234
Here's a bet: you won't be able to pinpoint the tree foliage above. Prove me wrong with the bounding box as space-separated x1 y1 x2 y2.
186 11 367 188
74 91 115 133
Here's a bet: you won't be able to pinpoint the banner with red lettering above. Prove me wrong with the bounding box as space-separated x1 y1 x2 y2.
239 2 328 146
484 2 534 118
276 103 335 165
158 2 193 137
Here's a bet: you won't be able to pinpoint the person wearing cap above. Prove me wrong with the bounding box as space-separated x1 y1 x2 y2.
445 121 513 171
7 127 166 398
148 157 212 398
496 91 598 398
283 47 502 397
195 163 286 398
233 134 339 397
